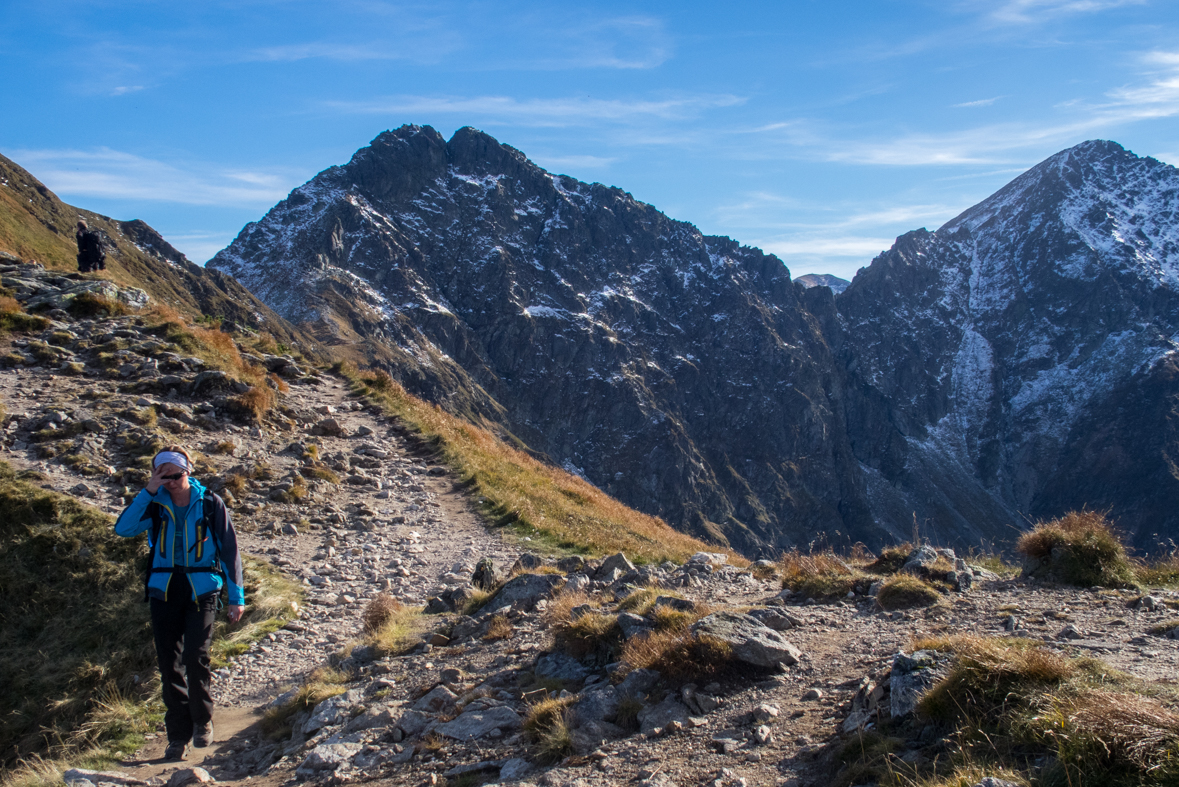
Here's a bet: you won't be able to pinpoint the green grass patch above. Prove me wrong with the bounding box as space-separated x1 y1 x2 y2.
209 557 303 669
0 461 156 770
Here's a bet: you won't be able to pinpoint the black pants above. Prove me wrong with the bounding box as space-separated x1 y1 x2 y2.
150 592 217 743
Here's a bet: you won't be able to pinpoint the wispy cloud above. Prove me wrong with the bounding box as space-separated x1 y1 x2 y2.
530 154 617 171
752 48 1179 166
985 0 1146 24
110 85 144 96
953 97 1002 107
8 148 295 207
324 93 744 127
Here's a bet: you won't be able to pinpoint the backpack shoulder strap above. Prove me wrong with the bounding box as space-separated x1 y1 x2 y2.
144 501 164 601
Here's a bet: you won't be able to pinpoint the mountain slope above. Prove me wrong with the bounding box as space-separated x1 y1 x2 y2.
211 126 877 555
0 153 329 362
834 140 1179 548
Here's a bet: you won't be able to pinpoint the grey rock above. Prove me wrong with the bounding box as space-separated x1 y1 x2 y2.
296 742 361 775
302 692 357 734
499 758 533 781
165 769 213 787
479 572 564 617
573 685 620 724
435 706 522 740
595 552 636 580
890 650 949 719
616 611 653 639
615 668 659 698
412 685 459 714
637 696 691 736
395 709 436 738
691 611 803 667
535 651 590 682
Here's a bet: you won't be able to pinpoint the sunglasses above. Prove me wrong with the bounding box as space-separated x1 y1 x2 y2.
160 472 187 481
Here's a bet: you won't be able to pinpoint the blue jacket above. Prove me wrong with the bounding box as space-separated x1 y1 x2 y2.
115 477 245 605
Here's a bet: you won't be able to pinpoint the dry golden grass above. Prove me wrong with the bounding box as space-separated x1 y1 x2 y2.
367 606 428 656
523 696 576 763
619 629 733 681
781 550 870 598
1136 552 1179 588
227 385 277 423
348 365 742 564
916 635 1077 722
483 614 514 641
554 611 622 658
1017 510 1137 588
361 594 402 635
617 586 664 616
876 574 943 611
544 589 596 626
260 666 349 739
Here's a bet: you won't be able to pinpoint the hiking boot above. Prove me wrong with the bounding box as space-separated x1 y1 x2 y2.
164 740 188 760
193 722 214 748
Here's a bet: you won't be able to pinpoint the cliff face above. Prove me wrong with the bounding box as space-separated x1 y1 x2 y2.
835 141 1179 547
211 130 1179 554
211 126 877 555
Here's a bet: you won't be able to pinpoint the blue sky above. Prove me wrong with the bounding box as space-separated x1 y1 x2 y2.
2 0 1177 280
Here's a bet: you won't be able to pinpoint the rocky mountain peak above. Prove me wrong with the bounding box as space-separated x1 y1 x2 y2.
211 130 1179 554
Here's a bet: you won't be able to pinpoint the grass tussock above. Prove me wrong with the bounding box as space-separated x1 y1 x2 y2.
347 364 739 565
617 586 664 616
144 304 269 393
619 629 733 681
554 611 622 658
365 605 428 657
781 550 870 598
523 696 576 764
226 385 277 423
67 293 130 319
1136 550 1179 589
483 614 514 641
544 589 597 626
0 295 50 334
1017 510 1137 588
905 634 1179 787
876 574 944 611
361 593 402 635
300 465 340 484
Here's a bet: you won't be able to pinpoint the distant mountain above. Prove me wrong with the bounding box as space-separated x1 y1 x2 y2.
210 126 875 554
210 130 1179 553
0 153 329 361
796 273 850 293
834 140 1179 550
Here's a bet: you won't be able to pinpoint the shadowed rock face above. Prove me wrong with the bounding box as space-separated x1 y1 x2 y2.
210 125 876 556
834 140 1179 547
211 130 1179 554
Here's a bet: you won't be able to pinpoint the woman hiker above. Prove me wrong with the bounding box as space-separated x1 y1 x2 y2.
115 445 244 760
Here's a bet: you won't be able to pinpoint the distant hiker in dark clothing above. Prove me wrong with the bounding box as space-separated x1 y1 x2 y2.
75 219 106 272
115 445 245 761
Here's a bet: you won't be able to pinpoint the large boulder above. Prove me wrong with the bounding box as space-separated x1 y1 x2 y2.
479 572 564 617
691 611 803 668
435 706 522 740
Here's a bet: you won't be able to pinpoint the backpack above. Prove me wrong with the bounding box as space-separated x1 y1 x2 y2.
142 491 227 603
79 231 107 271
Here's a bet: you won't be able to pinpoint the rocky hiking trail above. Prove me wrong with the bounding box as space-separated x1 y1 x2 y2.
2 262 1179 787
